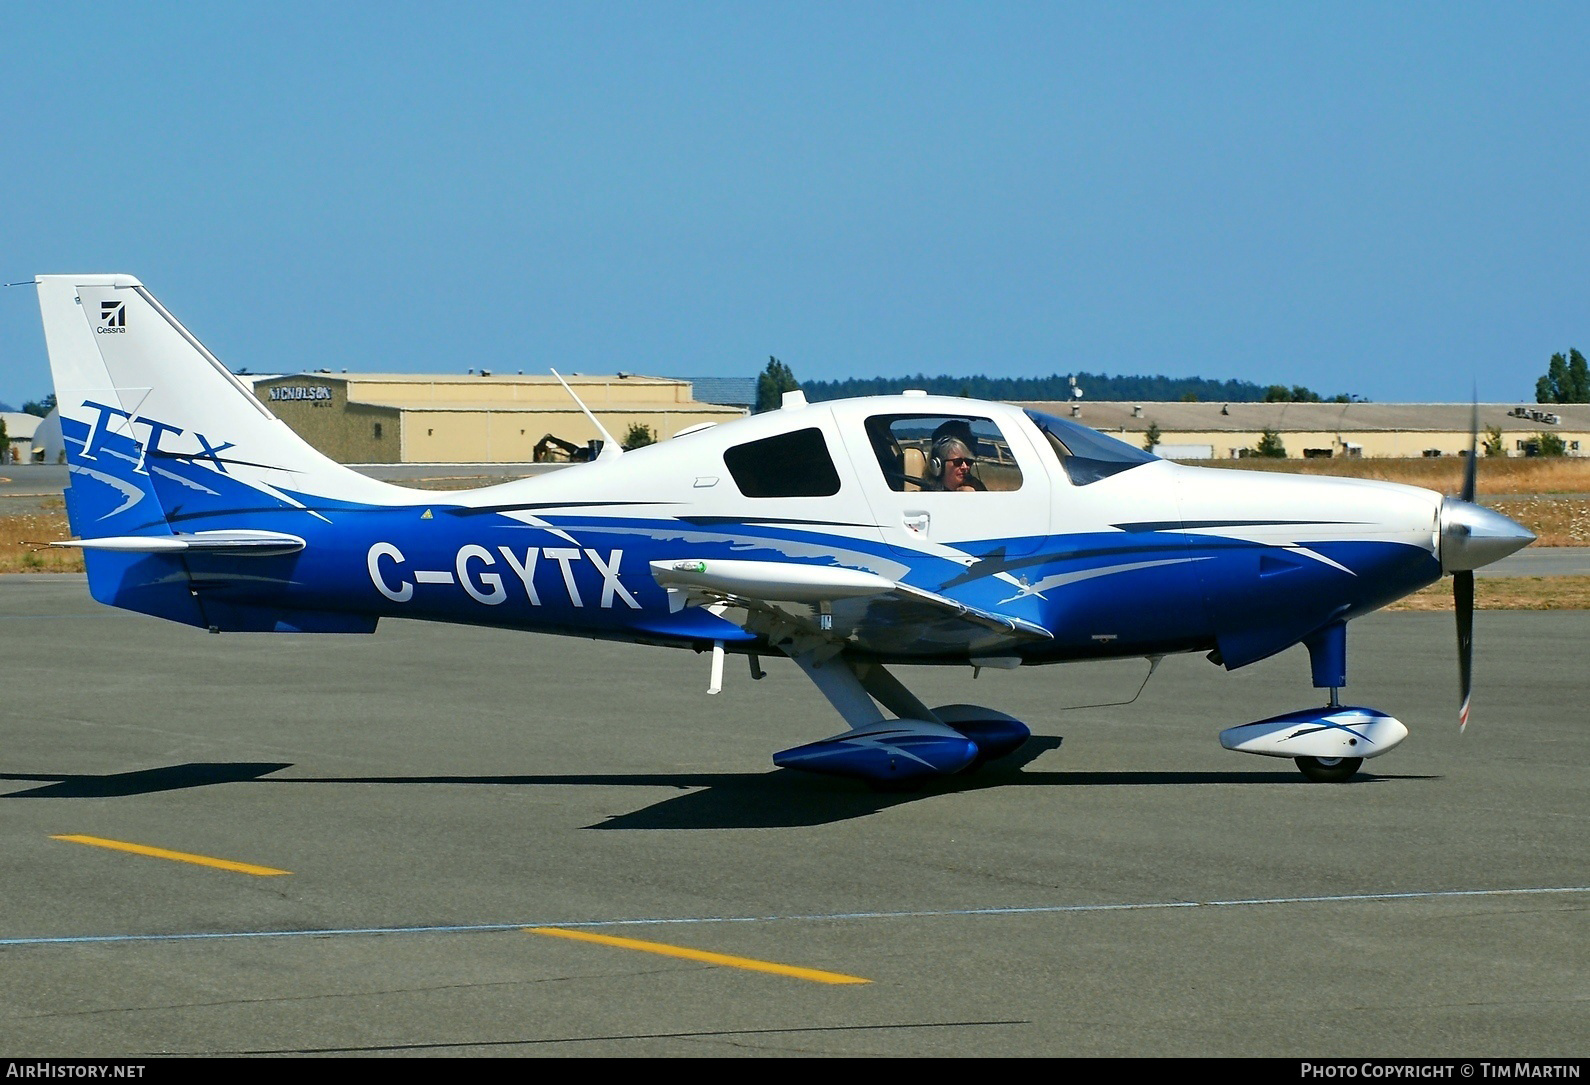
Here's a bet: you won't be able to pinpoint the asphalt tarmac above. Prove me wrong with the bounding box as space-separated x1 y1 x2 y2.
0 579 1583 1058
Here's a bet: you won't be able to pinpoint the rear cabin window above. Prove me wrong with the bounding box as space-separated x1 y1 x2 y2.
723 427 842 497
864 414 1024 493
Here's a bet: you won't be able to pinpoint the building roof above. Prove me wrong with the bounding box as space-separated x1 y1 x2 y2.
391 402 743 415
251 371 737 415
674 376 758 408
260 372 691 387
1013 401 1590 433
0 412 42 440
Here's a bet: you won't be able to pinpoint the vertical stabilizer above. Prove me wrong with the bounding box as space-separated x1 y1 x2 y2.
35 275 405 627
37 275 405 533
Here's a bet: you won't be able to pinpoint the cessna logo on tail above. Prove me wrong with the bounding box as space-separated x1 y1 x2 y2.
97 301 126 333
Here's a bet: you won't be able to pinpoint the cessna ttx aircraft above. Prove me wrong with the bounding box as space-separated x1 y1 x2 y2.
34 275 1534 787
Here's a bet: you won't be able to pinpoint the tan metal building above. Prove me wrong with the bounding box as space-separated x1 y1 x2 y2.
1015 401 1590 459
250 373 747 464
247 374 1590 465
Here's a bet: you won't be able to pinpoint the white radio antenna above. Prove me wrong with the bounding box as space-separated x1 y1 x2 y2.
550 368 623 461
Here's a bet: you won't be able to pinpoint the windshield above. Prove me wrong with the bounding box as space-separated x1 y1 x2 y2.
1023 408 1157 486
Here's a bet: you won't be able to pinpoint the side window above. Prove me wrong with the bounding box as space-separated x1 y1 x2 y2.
865 415 1023 493
724 427 842 498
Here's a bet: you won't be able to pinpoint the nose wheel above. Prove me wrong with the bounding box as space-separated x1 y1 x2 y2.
1294 755 1363 783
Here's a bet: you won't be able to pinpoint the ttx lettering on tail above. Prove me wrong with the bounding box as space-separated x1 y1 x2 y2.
78 400 236 475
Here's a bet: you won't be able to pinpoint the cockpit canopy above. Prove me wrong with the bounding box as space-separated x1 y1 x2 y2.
1023 408 1158 485
708 398 1157 500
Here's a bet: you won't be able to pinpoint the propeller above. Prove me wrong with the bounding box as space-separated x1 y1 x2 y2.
1455 562 1473 730
1456 401 1477 731
1439 400 1532 731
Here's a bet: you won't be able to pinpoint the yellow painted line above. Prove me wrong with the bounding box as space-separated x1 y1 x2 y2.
52 835 290 876
527 926 870 985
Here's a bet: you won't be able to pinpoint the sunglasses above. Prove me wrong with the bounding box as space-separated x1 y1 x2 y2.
944 457 973 467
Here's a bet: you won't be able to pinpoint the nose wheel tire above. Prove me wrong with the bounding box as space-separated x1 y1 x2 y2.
1294 755 1363 783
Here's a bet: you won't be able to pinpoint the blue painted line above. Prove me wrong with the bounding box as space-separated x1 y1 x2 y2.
2 886 1585 947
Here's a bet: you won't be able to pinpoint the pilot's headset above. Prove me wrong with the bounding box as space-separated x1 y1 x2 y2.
929 437 968 477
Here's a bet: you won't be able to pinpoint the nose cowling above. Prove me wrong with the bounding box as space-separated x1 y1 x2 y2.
1440 498 1535 573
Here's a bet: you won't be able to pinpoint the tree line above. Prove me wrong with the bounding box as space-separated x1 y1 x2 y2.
1536 349 1588 404
794 370 1348 405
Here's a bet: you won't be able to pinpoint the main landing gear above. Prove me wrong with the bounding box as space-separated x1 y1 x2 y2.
769 646 1030 789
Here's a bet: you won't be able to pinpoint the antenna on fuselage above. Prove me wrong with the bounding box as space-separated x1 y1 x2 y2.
550 368 623 462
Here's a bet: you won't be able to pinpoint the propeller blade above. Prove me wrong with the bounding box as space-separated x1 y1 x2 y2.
1455 569 1474 731
1461 398 1478 503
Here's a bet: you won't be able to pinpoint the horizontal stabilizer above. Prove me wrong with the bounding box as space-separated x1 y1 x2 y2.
53 530 306 556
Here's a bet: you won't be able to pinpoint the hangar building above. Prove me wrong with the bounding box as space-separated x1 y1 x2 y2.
244 372 1590 465
1015 401 1590 459
0 412 41 464
250 373 747 464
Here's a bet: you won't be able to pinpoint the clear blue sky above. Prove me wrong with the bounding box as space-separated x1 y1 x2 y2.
2 3 1585 408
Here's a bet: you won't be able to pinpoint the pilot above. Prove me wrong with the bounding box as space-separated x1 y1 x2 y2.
931 436 985 492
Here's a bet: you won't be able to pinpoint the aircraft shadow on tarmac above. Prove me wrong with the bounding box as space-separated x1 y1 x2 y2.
0 742 1439 829
1 762 294 798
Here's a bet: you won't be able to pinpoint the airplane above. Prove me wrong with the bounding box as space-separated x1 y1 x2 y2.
31 274 1536 788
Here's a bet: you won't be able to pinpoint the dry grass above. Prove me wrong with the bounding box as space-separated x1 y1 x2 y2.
1388 575 1590 612
0 502 82 574
1196 455 1590 495
1489 496 1590 547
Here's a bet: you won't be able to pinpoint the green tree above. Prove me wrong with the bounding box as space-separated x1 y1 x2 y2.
0 415 7 464
1143 421 1162 451
1544 352 1568 402
1482 425 1505 457
1536 349 1589 404
622 422 655 449
22 393 55 418
755 356 800 413
1254 428 1287 458
1535 431 1567 456
1263 384 1323 403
